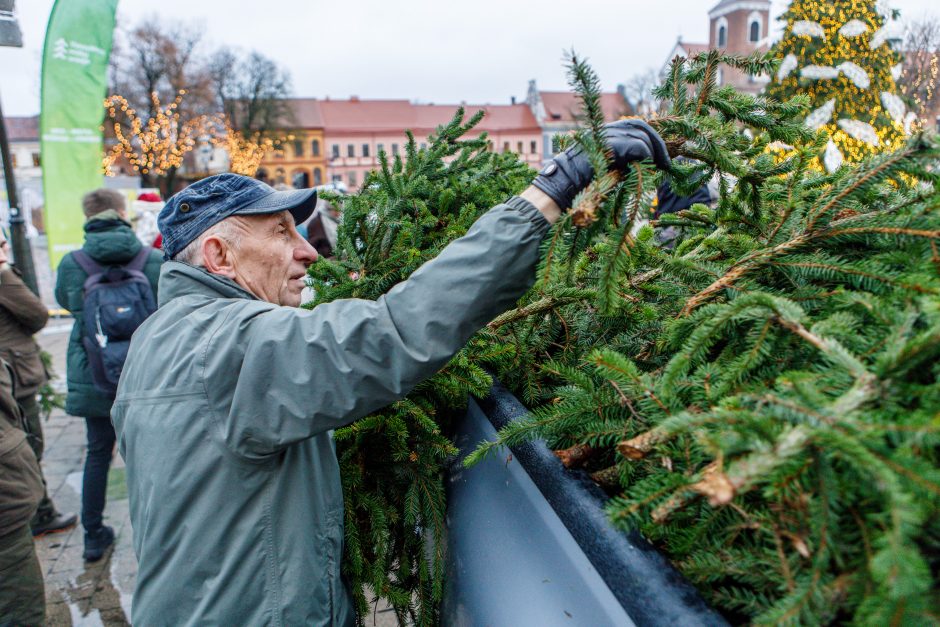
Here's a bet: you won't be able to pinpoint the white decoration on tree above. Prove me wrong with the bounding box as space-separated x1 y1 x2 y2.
839 19 870 37
801 65 840 80
903 111 918 134
792 20 826 37
805 99 836 130
870 26 889 49
838 119 880 146
837 62 871 89
777 54 798 81
767 141 794 151
824 138 844 172
891 62 903 81
880 92 906 123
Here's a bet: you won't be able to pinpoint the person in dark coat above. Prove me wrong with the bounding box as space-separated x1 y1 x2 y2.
0 232 77 537
54 189 163 561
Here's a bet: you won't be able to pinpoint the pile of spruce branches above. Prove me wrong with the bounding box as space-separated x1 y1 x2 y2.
308 51 940 625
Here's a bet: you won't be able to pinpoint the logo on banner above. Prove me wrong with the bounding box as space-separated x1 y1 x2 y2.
51 37 105 66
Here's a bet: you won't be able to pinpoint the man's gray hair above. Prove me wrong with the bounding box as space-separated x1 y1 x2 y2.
172 219 243 266
82 189 126 218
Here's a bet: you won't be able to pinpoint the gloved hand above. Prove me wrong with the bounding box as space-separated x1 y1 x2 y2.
532 119 671 211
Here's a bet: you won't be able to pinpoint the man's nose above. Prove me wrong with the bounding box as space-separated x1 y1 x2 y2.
296 236 318 264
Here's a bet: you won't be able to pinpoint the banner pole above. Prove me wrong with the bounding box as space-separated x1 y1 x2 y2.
0 91 39 294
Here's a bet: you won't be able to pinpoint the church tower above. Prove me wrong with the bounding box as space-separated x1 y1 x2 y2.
708 0 771 93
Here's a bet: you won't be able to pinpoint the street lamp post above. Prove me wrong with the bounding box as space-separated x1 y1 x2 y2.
0 1 38 295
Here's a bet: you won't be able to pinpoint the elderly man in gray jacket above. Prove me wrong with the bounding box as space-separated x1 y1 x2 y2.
112 120 669 626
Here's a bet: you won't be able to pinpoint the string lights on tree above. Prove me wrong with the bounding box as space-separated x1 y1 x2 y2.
102 90 205 182
766 0 911 171
208 115 293 177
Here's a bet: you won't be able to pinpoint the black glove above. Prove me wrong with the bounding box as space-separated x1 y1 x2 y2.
532 119 671 211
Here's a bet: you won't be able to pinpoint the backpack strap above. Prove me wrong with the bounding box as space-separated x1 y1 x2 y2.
70 250 105 278
125 246 152 274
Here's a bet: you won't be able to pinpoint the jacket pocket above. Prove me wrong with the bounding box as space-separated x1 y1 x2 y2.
1 345 47 393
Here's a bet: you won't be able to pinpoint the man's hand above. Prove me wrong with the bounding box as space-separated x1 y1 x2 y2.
531 119 671 212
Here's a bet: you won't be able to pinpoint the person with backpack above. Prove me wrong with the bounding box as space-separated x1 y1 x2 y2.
0 232 78 539
55 189 162 561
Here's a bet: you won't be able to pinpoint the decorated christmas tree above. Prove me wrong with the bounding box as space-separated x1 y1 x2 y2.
765 0 913 171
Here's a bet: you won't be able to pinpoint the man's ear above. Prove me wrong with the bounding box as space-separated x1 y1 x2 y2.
202 235 237 278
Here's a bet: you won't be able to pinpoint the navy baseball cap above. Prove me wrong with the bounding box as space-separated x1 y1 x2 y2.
158 173 318 260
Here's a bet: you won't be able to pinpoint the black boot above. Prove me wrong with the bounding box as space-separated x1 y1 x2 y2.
83 525 115 562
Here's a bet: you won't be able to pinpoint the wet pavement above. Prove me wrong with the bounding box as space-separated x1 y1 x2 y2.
35 320 135 626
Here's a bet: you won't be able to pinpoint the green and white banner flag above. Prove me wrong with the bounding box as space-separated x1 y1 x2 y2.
40 0 118 268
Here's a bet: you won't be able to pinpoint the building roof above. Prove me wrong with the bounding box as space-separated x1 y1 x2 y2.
708 0 771 20
677 42 711 57
538 91 632 124
284 98 540 134
3 115 38 142
288 99 324 128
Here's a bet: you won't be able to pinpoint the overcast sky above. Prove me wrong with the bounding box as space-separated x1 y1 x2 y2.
2 0 938 116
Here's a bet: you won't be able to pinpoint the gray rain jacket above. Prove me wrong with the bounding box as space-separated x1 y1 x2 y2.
111 197 549 626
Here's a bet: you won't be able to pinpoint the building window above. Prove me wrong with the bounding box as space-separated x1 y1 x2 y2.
293 140 303 158
332 174 342 184
292 170 309 188
391 143 400 155
488 140 494 152
311 139 320 157
749 20 760 42
10 153 17 168
332 144 340 159
420 142 427 150
377 143 384 155
362 143 370 158
517 141 523 153
31 153 41 167
715 16 728 48
313 167 323 185
349 171 358 187
530 140 537 154
347 144 355 158
502 141 510 153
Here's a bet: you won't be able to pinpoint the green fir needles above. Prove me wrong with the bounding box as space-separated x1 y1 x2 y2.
306 111 532 626
309 49 940 625
474 52 940 624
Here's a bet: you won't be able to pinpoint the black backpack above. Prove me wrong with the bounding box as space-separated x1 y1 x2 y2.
71 247 157 396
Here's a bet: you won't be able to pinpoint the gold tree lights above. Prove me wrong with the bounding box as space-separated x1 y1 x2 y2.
208 117 293 177
102 91 204 179
766 0 912 171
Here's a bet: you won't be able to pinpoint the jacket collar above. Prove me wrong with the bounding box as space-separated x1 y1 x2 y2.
157 261 258 307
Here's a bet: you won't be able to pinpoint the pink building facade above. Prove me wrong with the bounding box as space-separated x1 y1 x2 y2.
281 98 542 191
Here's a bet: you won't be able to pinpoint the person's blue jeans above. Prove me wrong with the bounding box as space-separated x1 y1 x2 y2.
81 416 116 538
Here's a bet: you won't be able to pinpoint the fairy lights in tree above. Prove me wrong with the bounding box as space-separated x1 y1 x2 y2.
766 0 911 171
102 90 205 178
207 116 294 176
